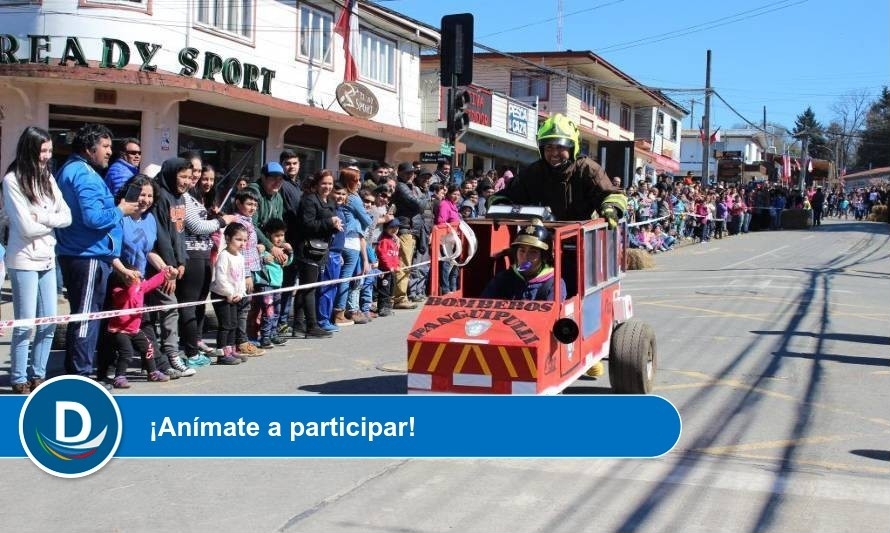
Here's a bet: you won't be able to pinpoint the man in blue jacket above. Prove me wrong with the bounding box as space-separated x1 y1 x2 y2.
103 137 142 195
56 124 139 377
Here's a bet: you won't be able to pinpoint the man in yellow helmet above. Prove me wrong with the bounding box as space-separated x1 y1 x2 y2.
493 114 628 227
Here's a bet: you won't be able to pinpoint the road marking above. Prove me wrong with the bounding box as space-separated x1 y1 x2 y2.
666 369 890 429
637 301 765 321
692 450 890 476
695 434 862 454
720 244 790 270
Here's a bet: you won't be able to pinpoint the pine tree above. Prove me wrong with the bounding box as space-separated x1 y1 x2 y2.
792 107 828 159
855 87 890 169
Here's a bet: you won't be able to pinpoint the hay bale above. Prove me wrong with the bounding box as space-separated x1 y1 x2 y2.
780 208 812 229
867 205 888 223
627 248 655 270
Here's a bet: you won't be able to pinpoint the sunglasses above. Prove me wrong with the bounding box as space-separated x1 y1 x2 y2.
125 150 142 156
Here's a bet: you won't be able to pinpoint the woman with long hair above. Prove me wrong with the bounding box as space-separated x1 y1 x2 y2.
332 167 373 326
3 126 72 393
295 170 342 338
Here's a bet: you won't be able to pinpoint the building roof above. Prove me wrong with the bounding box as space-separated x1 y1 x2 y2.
470 50 688 114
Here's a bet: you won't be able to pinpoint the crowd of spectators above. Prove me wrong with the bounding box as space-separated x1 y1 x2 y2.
621 170 888 254
2 122 886 394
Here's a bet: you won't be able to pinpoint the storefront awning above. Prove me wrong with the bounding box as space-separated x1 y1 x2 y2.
459 131 539 165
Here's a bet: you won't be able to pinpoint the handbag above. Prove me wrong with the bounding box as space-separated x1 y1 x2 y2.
303 238 329 261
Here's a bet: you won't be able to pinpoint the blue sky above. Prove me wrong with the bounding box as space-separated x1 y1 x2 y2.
388 0 889 133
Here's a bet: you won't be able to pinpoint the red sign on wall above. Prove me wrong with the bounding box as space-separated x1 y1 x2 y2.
441 85 492 127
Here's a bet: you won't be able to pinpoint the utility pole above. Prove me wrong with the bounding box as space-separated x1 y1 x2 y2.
799 134 809 191
689 99 695 130
700 50 712 183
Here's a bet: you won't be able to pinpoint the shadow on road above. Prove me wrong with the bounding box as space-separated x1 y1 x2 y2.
299 374 406 394
589 221 890 533
850 449 890 462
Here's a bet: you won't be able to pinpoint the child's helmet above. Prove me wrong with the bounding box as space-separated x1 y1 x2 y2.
511 218 551 251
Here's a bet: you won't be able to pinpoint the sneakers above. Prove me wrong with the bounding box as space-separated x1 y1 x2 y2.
237 342 265 357
217 354 241 365
113 376 131 389
393 301 417 310
148 370 171 382
410 295 427 303
196 340 216 354
164 368 184 379
277 324 293 337
169 353 195 374
259 337 274 349
187 354 212 368
377 307 393 317
305 326 333 339
319 321 340 333
270 336 288 346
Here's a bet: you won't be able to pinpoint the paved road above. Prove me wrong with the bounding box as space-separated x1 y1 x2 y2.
2 219 888 532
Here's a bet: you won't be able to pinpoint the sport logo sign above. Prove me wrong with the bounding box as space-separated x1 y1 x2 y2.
19 376 123 478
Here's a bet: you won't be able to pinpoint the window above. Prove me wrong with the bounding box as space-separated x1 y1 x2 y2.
619 103 632 131
196 0 254 40
79 0 150 13
298 5 332 65
510 72 549 100
670 118 679 141
579 83 596 111
358 29 396 88
655 111 665 135
596 91 610 120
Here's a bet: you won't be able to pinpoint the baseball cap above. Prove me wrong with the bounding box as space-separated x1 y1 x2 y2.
397 162 416 174
387 218 401 228
262 162 285 177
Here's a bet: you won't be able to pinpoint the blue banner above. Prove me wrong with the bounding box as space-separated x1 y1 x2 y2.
3 394 681 459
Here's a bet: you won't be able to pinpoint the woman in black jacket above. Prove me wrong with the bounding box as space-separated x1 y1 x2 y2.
295 170 343 338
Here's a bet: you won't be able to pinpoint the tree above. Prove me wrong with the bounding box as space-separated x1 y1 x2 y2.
792 107 828 159
830 89 871 170
855 86 890 169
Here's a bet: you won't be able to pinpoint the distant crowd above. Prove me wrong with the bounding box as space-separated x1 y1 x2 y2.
621 169 888 254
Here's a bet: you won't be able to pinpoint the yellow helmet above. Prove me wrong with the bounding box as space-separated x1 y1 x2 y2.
537 113 581 161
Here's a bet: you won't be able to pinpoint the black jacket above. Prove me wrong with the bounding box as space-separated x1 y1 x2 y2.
151 157 188 271
502 157 620 221
295 192 339 253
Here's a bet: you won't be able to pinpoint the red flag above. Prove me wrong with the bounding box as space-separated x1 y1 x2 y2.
710 127 721 143
782 154 791 181
334 0 358 82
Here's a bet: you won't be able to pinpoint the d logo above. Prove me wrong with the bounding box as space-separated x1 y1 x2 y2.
19 376 122 478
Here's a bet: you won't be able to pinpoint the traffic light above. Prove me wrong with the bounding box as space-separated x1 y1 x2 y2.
448 89 471 139
440 14 474 87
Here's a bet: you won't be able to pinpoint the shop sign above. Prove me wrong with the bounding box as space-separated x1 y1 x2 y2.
419 151 443 163
507 102 530 137
0 34 276 95
335 81 379 119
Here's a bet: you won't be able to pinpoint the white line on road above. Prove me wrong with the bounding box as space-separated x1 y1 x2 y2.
720 245 791 270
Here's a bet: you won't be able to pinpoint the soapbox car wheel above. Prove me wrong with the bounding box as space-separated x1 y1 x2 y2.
608 318 656 394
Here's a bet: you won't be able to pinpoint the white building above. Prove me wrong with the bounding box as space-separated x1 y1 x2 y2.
0 0 441 177
680 128 768 182
419 66 540 172
463 51 687 181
